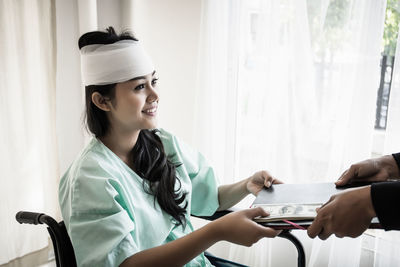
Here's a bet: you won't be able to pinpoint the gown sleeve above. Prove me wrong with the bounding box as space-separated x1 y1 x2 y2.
61 156 138 267
158 129 220 216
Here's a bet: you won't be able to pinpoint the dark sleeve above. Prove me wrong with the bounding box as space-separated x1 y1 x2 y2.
371 181 400 230
393 153 400 171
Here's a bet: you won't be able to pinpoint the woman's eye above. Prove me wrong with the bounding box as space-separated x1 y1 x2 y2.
133 79 158 90
134 84 145 90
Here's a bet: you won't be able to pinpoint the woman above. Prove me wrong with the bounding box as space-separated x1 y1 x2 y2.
59 27 281 267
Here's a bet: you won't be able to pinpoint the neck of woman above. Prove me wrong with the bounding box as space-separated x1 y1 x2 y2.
99 127 140 166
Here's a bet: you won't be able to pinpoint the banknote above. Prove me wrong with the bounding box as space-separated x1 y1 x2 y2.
251 203 323 222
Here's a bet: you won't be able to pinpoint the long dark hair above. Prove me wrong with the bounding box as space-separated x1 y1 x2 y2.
80 27 187 226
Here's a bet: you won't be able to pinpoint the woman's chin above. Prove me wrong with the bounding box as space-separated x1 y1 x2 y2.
144 122 158 130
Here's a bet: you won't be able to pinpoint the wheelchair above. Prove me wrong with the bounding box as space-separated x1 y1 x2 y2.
16 210 305 267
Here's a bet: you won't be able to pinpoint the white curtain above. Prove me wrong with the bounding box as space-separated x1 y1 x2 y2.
0 0 58 264
195 0 387 266
0 0 136 264
375 16 400 267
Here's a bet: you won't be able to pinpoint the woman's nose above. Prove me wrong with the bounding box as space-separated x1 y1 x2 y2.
147 85 159 103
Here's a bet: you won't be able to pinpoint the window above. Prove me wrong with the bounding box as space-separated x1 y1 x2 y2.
375 0 400 130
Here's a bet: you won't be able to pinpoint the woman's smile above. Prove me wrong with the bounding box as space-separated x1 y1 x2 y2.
142 104 158 116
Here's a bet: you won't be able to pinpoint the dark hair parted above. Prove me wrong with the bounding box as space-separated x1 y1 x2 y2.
80 27 187 226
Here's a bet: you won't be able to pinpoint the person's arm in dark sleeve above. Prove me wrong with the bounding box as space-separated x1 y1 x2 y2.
392 153 400 170
370 153 400 231
371 181 400 230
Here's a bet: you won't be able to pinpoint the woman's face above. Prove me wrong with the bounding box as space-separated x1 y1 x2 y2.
107 71 159 132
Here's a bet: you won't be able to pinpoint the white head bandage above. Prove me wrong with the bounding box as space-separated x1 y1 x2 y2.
80 40 154 86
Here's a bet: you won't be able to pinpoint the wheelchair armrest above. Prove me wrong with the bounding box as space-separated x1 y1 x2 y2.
16 211 45 225
192 210 233 221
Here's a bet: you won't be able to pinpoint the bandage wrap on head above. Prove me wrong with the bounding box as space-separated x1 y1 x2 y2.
80 40 154 86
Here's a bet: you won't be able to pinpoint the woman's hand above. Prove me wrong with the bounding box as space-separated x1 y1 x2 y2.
246 170 283 196
212 207 281 247
122 207 280 267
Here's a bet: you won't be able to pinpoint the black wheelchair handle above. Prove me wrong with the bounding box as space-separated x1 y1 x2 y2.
16 211 45 225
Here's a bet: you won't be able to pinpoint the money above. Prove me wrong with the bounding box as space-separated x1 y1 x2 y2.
252 203 322 222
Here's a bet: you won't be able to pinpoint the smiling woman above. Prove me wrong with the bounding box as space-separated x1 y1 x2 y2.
58 27 282 267
78 27 188 228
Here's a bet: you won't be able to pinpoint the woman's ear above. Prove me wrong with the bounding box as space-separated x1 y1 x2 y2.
91 92 112 111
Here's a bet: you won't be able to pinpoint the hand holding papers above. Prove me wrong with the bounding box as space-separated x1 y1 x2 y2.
251 183 380 230
307 186 377 239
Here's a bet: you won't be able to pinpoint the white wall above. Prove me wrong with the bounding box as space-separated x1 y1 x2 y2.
132 0 202 145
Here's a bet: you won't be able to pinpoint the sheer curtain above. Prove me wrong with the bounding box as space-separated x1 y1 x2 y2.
0 0 58 264
375 19 400 267
194 0 387 266
0 0 137 264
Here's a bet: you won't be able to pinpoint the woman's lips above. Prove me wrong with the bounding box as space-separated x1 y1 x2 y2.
142 106 157 116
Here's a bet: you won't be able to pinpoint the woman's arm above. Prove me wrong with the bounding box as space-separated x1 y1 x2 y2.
120 208 280 267
217 170 282 211
217 178 250 211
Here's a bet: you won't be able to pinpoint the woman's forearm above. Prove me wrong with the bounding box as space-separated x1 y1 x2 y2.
217 178 250 211
120 207 280 267
120 222 220 267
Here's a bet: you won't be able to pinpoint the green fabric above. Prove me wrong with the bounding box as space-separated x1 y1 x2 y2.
59 128 220 267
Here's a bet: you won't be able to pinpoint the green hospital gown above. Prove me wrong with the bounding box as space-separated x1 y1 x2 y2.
59 128 220 266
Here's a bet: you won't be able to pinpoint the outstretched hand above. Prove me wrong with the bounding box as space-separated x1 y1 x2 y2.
247 170 283 196
335 155 400 187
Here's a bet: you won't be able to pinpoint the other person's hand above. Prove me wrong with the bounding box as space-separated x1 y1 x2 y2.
307 186 376 239
335 155 400 187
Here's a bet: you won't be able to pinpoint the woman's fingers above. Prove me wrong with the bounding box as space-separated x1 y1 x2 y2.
248 206 269 218
258 224 281 237
264 177 283 188
246 208 281 237
272 178 284 184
